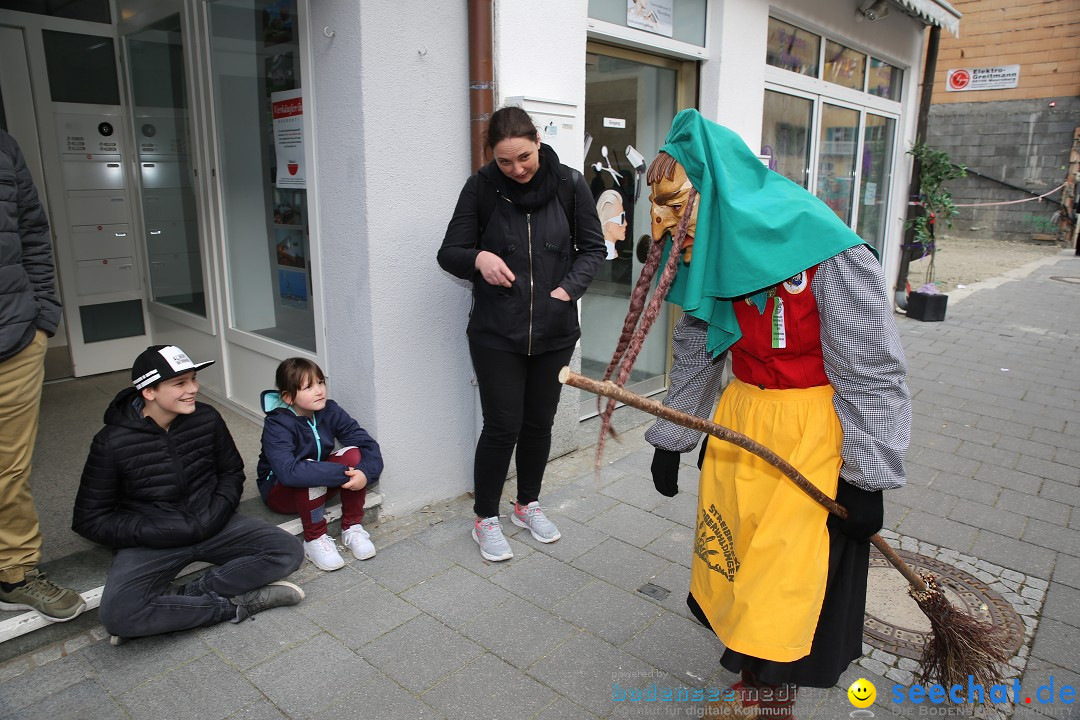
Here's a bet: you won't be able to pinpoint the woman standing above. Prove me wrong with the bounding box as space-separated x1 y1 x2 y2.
438 107 606 561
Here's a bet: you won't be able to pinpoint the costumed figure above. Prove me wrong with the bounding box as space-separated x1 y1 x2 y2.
600 109 911 718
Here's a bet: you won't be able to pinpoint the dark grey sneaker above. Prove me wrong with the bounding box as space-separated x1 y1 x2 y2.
230 581 304 622
0 569 86 622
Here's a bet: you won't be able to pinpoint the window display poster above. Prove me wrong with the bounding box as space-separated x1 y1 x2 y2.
265 52 295 94
275 228 305 268
272 88 305 188
627 0 672 38
278 268 308 309
273 188 304 225
262 0 294 46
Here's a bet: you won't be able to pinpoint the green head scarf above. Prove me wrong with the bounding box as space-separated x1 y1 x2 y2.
659 109 867 356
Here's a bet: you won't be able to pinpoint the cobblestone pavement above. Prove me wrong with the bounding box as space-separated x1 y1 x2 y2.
1 251 1077 720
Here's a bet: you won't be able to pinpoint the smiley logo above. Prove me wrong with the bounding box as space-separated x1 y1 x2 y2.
847 678 876 708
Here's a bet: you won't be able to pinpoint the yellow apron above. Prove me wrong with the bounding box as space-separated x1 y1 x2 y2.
690 378 843 662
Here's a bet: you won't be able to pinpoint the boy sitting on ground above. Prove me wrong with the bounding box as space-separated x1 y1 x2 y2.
72 345 305 643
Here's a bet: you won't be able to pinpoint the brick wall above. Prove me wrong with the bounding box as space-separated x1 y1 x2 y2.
925 96 1078 241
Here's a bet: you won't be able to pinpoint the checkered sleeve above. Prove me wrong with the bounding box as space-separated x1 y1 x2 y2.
644 314 727 453
814 245 911 491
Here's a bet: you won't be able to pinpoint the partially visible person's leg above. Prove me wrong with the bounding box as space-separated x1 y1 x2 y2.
0 331 85 621
267 483 332 541
99 543 232 638
0 331 49 582
514 344 575 505
508 344 573 543
469 343 527 519
181 514 303 598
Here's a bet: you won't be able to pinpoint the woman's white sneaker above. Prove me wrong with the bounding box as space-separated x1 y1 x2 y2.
303 534 345 571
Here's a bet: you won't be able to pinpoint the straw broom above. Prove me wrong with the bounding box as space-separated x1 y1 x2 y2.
561 367 1013 689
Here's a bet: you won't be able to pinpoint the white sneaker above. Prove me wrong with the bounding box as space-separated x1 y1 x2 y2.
341 524 376 560
303 534 345 571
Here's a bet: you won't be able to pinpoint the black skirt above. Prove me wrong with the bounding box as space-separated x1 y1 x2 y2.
688 515 870 688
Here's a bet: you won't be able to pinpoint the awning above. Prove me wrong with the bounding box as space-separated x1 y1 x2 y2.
893 0 962 36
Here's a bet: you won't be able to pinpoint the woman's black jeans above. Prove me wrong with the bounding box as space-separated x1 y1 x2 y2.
469 341 575 519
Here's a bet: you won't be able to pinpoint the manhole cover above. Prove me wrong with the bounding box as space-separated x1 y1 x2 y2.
1050 276 1080 284
863 548 1024 661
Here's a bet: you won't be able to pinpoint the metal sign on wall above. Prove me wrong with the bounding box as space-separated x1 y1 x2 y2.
946 65 1021 92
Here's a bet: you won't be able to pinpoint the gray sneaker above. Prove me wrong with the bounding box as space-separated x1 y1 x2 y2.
472 517 513 561
230 581 305 622
0 569 86 622
511 501 561 543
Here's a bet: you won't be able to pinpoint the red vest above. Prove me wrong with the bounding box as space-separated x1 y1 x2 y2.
729 266 828 389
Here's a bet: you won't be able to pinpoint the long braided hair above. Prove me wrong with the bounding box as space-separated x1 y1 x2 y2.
596 152 697 465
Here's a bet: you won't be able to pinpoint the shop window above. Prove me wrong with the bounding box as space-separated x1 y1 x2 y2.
761 90 812 189
42 31 120 105
0 0 110 23
588 0 707 46
766 17 819 78
868 58 902 100
823 40 866 92
209 0 314 352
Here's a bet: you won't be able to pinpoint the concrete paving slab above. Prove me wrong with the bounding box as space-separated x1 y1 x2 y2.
421 652 556 719
359 614 483 693
527 631 659 717
458 595 578 669
298 577 421 649
619 612 726 687
245 633 377 719
551 580 662 646
400 565 514 630
488 551 593 608
117 652 262 720
570 538 669 593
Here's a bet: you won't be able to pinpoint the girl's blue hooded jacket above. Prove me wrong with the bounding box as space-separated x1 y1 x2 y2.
255 390 383 502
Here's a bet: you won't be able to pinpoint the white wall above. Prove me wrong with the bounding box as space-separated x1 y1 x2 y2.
309 2 474 519
699 0 769 144
495 0 590 171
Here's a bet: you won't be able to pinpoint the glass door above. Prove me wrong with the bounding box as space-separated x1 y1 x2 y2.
207 0 315 352
125 13 207 319
856 113 896 252
580 45 694 417
816 102 859 224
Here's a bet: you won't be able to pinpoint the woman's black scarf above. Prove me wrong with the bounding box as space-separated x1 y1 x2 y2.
493 143 561 214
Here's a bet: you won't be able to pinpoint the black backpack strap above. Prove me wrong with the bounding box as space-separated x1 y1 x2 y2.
559 166 579 249
476 175 497 239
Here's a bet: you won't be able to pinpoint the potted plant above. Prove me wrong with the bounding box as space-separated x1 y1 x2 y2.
905 141 966 321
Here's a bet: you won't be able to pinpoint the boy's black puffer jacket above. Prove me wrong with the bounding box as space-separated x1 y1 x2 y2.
72 386 245 549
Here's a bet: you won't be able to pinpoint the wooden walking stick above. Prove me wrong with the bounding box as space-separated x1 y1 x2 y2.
561 367 1013 689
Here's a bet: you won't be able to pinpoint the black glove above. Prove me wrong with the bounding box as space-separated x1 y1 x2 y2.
650 449 681 497
830 480 883 541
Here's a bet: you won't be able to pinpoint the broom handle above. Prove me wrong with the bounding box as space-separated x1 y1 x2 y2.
561 368 928 592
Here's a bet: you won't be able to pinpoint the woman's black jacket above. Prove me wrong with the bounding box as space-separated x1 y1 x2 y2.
437 146 606 355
